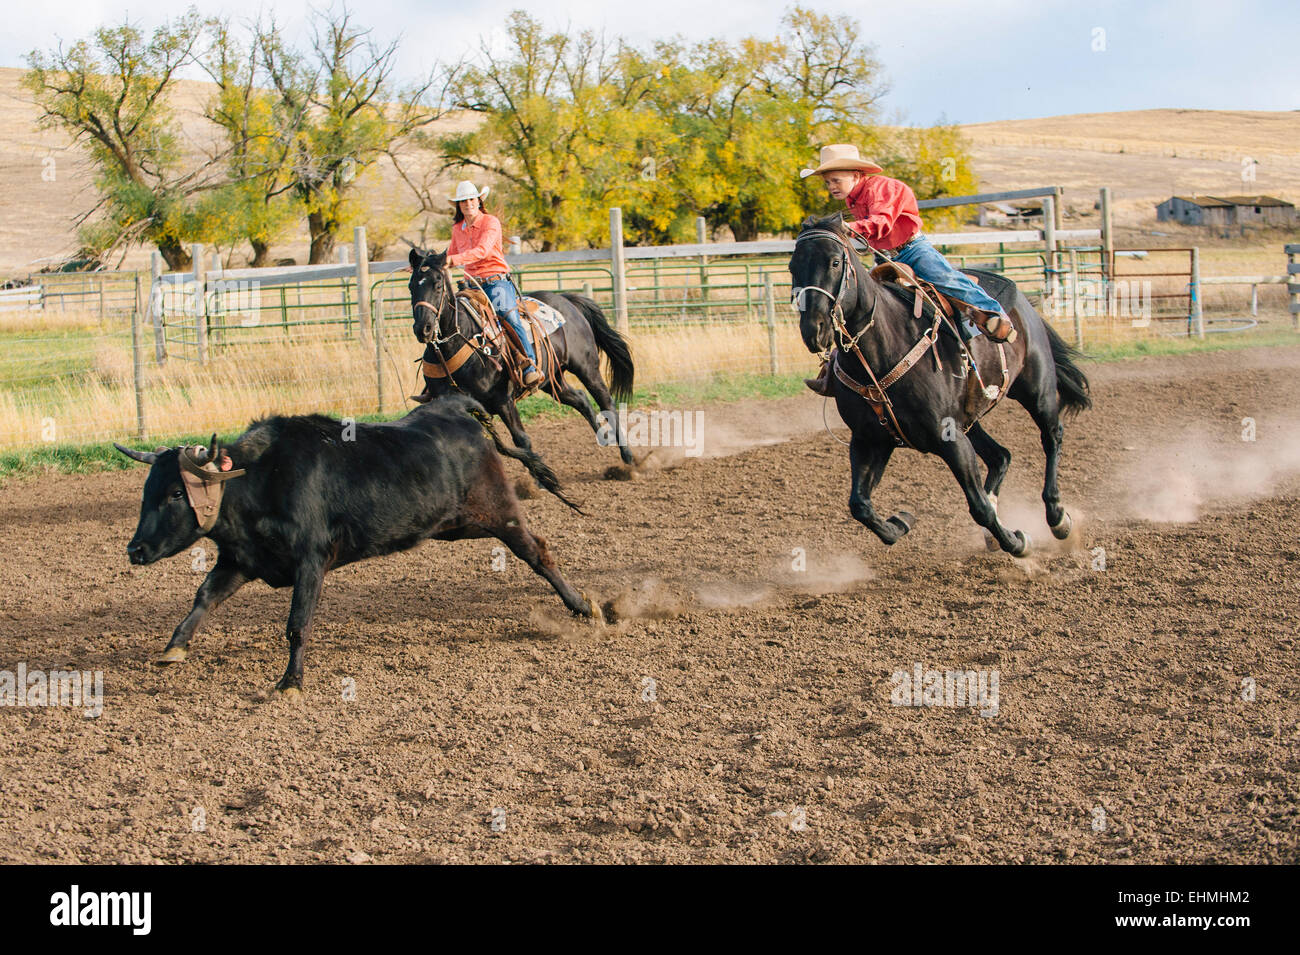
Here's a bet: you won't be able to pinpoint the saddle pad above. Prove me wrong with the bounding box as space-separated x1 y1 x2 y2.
519 296 566 337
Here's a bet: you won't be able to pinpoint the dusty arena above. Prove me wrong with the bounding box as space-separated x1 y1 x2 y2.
0 346 1297 864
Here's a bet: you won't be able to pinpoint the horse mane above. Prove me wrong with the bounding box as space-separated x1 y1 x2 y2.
798 212 848 236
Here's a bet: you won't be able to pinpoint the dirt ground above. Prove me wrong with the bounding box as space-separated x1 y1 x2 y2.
1 345 1298 864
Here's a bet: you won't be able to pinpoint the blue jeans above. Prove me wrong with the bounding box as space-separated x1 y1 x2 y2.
892 235 1006 334
480 276 537 365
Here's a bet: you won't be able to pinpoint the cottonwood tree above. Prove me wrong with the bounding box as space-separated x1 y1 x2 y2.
441 12 663 250
261 6 451 263
23 9 212 269
197 17 306 267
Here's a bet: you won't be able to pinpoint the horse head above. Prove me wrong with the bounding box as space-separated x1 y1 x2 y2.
789 213 867 355
409 248 454 343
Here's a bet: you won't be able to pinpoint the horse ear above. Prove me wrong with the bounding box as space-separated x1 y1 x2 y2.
408 248 424 269
433 249 447 264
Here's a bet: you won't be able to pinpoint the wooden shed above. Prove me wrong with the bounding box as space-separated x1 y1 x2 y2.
1157 195 1296 228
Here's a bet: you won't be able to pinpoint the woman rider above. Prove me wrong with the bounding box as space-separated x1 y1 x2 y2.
444 180 544 388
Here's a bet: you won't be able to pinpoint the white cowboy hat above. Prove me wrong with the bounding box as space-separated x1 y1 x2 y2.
799 144 883 179
448 180 490 203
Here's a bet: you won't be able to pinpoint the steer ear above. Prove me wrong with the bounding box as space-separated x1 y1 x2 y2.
409 248 424 270
113 443 158 466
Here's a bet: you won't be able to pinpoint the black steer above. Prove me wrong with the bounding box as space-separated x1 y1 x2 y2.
115 394 595 695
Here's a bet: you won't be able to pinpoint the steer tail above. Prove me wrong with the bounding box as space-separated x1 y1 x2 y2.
1045 322 1092 417
568 294 634 403
469 408 584 514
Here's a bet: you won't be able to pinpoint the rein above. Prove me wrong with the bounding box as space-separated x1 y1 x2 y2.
413 268 491 390
795 227 937 447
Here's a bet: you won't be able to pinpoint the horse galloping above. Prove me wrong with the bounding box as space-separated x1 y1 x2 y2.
409 248 636 466
789 214 1091 555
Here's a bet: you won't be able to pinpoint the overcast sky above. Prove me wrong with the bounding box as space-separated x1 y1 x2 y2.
5 0 1296 124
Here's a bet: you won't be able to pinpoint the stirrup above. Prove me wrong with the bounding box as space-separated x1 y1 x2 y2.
523 366 544 387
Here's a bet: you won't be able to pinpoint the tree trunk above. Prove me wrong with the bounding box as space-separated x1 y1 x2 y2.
157 238 191 271
307 210 336 264
249 238 271 269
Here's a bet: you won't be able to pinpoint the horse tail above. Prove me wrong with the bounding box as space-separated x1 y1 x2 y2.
1044 322 1092 417
567 294 635 403
469 407 584 514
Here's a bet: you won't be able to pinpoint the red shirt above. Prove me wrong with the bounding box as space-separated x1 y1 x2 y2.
447 213 509 277
844 175 923 250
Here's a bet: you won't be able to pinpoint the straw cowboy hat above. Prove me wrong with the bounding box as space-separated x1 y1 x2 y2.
799 144 883 179
448 180 490 203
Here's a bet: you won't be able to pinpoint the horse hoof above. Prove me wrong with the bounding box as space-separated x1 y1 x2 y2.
275 685 303 701
581 593 605 623
155 646 187 665
1011 530 1032 558
886 511 915 540
1050 510 1073 540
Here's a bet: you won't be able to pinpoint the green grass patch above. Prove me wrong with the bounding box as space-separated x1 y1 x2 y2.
1080 325 1300 362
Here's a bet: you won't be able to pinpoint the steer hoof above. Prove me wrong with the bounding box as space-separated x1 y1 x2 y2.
155 646 187 665
1050 510 1073 540
1010 530 1032 558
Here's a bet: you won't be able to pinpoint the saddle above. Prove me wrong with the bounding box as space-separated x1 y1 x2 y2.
418 286 565 400
870 261 1017 344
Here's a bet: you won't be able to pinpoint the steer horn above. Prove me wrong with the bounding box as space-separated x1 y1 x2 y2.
194 434 220 465
113 443 159 466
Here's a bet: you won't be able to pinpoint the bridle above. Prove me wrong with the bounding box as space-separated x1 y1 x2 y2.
412 265 459 348
792 226 940 450
791 228 877 361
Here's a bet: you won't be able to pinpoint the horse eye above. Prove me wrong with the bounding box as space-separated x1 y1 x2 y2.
171 487 184 500
831 260 841 269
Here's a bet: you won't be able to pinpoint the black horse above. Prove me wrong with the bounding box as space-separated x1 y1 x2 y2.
789 215 1091 555
408 248 636 465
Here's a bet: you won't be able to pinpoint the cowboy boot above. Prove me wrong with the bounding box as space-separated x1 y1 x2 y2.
804 358 835 396
409 377 435 403
984 310 1018 344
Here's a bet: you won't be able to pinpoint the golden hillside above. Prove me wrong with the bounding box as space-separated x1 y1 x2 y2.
1 63 1296 276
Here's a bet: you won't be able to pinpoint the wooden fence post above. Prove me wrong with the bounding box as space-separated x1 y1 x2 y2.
1287 243 1300 331
764 272 779 375
1190 246 1204 339
1099 186 1113 288
697 216 711 321
130 273 147 441
191 243 206 363
148 252 167 364
610 208 629 334
1042 196 1057 284
354 226 380 409
1068 248 1083 349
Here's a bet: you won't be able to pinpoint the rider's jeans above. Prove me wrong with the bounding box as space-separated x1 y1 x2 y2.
480 277 537 365
892 234 1007 336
